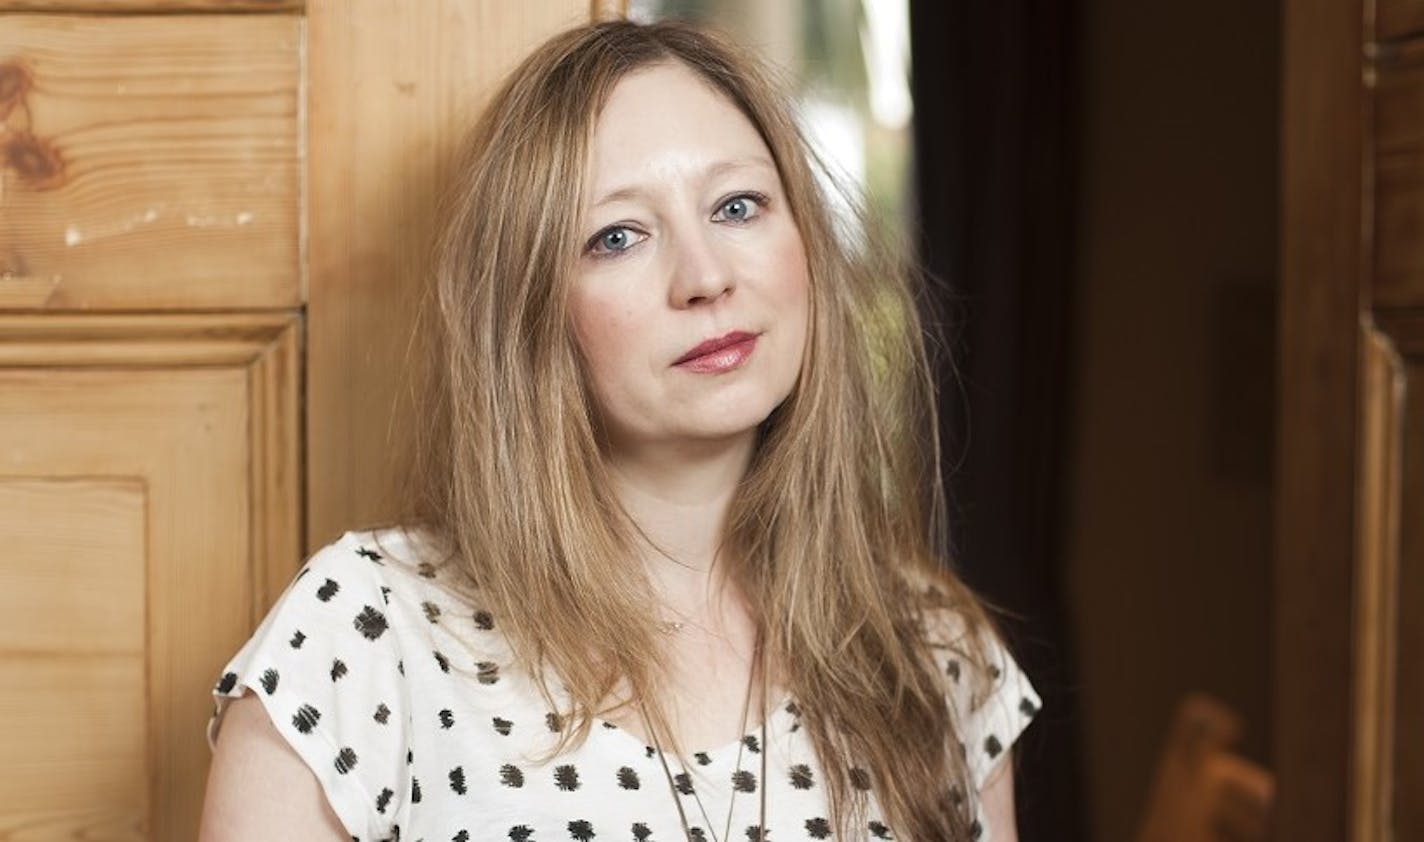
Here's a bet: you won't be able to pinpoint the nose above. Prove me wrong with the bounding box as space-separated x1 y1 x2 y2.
667 225 734 308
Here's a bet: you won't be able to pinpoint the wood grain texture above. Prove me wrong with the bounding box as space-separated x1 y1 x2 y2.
1374 0 1424 41
1349 324 1402 842
0 315 300 840
305 0 587 551
0 14 299 309
1276 0 1366 839
0 480 149 841
1378 315 1424 840
1371 46 1424 308
0 0 298 10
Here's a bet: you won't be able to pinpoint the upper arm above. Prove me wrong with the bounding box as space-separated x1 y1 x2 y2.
978 750 1019 842
200 692 350 842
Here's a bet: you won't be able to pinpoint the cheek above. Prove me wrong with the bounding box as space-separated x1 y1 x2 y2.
569 287 642 392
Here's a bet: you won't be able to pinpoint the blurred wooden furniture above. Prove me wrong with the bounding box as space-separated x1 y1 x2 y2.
1278 1 1423 840
1136 694 1274 842
0 2 587 839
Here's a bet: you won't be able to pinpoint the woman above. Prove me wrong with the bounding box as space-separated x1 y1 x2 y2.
200 19 1039 842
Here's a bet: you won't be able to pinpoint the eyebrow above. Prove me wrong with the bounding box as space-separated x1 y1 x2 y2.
589 156 777 209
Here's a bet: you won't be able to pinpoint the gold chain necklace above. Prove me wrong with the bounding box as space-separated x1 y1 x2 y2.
641 640 769 842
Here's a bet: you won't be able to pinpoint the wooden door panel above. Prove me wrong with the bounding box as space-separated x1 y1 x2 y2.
0 314 300 841
0 479 148 841
0 14 300 310
0 1 299 9
1377 0 1424 41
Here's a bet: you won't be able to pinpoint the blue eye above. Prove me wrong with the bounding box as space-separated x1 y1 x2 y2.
585 225 645 258
714 192 767 223
600 228 631 251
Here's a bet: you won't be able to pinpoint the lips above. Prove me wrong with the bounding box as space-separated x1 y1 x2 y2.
673 330 759 373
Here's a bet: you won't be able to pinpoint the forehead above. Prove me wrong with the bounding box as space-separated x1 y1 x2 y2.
588 62 774 194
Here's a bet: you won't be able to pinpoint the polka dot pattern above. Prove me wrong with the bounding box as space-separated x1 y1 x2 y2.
208 529 1042 842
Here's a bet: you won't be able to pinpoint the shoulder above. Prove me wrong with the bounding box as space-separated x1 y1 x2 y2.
204 526 478 840
917 602 1042 795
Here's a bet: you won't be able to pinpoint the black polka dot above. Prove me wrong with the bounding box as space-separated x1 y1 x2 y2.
476 662 500 685
417 561 437 578
355 546 382 562
674 772 694 795
374 702 390 724
449 766 467 794
790 763 814 789
422 601 442 622
438 709 455 729
744 825 767 841
742 734 760 753
617 766 640 790
1020 696 1040 717
330 659 348 682
499 764 524 788
850 767 872 791
554 764 581 791
292 704 321 734
493 716 513 735
411 776 422 803
984 734 1003 759
474 610 494 630
216 672 237 694
334 747 357 774
375 787 393 814
632 823 652 840
353 605 389 641
806 817 832 839
289 630 306 649
507 827 531 842
689 830 707 841
453 831 469 842
380 585 392 604
434 651 450 673
259 668 279 695
731 770 757 793
869 820 892 839
317 578 340 601
695 751 712 766
947 660 962 682
568 819 595 841
546 711 564 732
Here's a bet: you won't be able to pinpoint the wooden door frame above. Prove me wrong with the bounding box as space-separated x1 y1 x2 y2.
1275 1 1367 839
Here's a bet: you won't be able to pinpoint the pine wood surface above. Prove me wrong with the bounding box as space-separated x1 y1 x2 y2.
0 314 299 840
0 0 299 10
305 0 588 549
0 14 300 309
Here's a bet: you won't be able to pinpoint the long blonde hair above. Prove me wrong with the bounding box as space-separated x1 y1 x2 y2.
392 19 1001 840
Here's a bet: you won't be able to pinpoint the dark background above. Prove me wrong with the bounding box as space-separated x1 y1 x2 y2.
910 1 1280 839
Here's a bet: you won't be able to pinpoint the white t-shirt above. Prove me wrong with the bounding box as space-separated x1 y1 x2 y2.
208 529 1041 842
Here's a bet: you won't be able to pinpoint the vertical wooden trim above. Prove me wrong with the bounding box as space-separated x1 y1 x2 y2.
1350 323 1402 842
590 0 626 21
1275 1 1367 839
249 319 303 618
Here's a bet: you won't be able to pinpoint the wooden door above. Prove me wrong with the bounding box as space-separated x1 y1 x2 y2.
0 2 587 839
1278 1 1422 840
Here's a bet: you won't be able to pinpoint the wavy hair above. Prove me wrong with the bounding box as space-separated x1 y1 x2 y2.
390 19 1001 840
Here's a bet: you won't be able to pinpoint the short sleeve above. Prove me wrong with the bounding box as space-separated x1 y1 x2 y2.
207 532 410 842
953 634 1041 792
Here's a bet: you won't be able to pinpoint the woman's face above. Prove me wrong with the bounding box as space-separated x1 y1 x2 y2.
570 62 811 454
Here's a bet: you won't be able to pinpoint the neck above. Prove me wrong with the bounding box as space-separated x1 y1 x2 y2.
606 430 757 618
